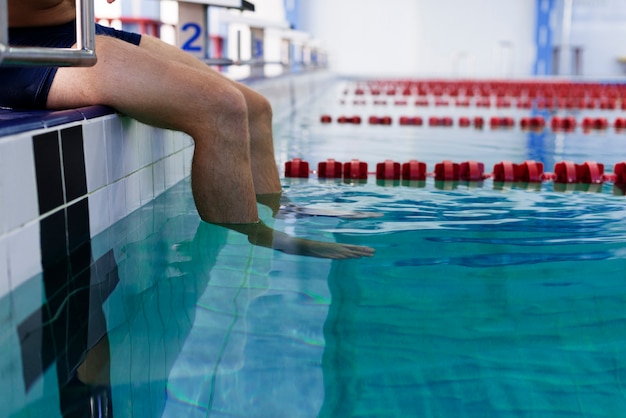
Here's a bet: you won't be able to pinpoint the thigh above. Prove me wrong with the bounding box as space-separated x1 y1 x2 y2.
47 34 244 133
137 35 269 111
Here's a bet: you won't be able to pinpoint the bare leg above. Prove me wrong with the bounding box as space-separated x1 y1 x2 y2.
133 37 381 220
135 36 281 195
48 36 258 223
47 35 374 258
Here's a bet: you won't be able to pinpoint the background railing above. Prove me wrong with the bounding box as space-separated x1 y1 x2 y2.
0 0 97 67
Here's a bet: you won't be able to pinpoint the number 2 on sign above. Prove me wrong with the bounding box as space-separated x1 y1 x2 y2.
181 23 202 51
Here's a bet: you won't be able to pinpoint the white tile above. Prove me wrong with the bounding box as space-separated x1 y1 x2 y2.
163 128 176 157
151 126 165 162
137 123 154 169
125 171 141 215
164 152 184 189
104 116 125 183
108 179 127 225
0 135 39 233
183 146 194 178
139 166 155 206
122 119 141 175
153 160 166 197
7 222 41 290
182 132 194 148
82 119 108 192
0 235 9 300
89 186 111 237
171 130 185 153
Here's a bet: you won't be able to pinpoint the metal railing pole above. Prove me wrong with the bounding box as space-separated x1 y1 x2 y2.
0 0 8 65
0 0 97 67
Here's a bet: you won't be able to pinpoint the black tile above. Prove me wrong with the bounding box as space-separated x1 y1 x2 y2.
61 126 88 202
67 198 91 259
39 209 67 270
33 131 64 214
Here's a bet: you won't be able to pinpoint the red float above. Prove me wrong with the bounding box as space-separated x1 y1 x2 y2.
493 161 516 182
343 159 368 180
551 116 576 130
317 159 342 178
521 116 545 130
459 161 485 181
615 162 626 184
554 161 578 183
428 116 440 127
582 117 608 130
576 161 605 184
516 161 545 183
490 116 514 128
338 115 362 124
402 160 427 181
376 160 401 180
399 116 423 126
434 160 460 181
368 115 381 125
615 118 626 130
285 158 310 178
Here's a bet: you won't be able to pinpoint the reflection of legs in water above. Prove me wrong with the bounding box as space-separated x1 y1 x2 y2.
76 335 111 386
61 335 113 417
47 35 374 259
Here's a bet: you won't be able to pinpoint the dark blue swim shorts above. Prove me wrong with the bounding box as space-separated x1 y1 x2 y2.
0 21 142 109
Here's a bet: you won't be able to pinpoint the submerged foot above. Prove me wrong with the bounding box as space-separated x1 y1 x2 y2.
270 232 375 259
221 221 375 259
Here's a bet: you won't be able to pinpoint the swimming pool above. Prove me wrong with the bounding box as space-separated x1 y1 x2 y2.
5 78 626 417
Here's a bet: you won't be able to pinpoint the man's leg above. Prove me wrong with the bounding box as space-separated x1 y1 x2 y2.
135 35 282 197
47 35 374 258
48 35 259 224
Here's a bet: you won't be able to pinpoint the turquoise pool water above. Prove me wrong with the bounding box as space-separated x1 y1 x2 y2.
5 80 626 417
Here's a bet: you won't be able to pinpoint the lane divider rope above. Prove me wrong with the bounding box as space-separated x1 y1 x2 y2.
321 115 626 131
285 158 626 185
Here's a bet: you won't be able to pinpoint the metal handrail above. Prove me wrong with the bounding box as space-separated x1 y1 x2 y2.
0 0 96 67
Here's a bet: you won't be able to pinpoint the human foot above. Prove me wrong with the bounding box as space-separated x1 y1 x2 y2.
222 221 375 259
269 232 375 259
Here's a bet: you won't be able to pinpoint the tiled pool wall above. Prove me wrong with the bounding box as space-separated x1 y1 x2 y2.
0 70 334 305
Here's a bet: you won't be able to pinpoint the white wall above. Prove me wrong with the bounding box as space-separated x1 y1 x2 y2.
416 0 536 78
567 0 626 77
299 0 537 78
299 0 421 77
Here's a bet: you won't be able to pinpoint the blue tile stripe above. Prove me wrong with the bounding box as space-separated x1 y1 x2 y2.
0 106 115 137
534 0 555 75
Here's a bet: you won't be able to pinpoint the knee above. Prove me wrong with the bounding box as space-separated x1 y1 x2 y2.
215 86 249 125
249 93 273 123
